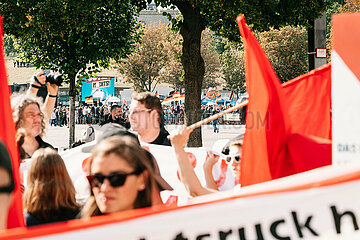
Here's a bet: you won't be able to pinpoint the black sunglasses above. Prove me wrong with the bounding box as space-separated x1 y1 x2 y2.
87 170 141 188
225 154 241 164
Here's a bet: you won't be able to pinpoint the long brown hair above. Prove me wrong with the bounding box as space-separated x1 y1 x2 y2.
81 136 153 218
23 148 79 220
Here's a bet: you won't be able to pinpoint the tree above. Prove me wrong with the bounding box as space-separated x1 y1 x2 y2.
220 26 308 89
164 28 222 90
259 26 308 83
132 0 325 147
201 29 222 89
4 34 17 57
0 0 139 147
219 40 245 95
118 22 182 92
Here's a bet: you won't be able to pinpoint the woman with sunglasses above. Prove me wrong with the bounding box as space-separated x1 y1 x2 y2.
81 135 153 218
203 139 242 191
170 128 242 197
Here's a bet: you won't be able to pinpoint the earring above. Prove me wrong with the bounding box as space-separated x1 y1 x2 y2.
139 184 145 190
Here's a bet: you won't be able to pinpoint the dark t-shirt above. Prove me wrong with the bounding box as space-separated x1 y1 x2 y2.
150 129 171 146
25 209 80 227
35 136 55 150
100 115 130 129
0 141 15 193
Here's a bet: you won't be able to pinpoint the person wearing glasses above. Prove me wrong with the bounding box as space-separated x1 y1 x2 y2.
23 148 80 227
81 135 164 217
170 128 242 197
11 71 57 158
203 139 242 191
129 92 171 146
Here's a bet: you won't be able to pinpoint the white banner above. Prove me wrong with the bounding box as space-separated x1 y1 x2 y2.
4 162 360 239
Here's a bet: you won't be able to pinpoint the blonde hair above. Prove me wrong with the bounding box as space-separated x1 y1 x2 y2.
23 148 79 220
230 139 243 148
81 136 153 218
11 93 46 137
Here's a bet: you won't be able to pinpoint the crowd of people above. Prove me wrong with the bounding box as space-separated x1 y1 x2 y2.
0 71 243 230
49 98 245 129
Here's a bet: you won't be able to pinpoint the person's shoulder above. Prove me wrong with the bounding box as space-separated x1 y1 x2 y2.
35 136 55 150
156 129 171 146
24 212 43 227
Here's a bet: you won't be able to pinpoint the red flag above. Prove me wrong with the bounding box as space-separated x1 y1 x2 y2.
237 15 331 186
281 63 331 139
123 99 127 108
0 17 24 228
237 15 290 186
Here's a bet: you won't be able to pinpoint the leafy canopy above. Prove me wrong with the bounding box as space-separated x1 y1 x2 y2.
0 0 140 83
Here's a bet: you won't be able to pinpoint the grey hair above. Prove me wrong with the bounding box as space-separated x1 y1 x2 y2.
11 92 46 137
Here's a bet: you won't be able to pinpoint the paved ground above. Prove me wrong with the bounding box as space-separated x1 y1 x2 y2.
43 124 245 152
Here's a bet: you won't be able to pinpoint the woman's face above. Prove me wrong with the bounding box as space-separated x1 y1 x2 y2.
91 153 145 214
21 103 42 138
229 145 242 180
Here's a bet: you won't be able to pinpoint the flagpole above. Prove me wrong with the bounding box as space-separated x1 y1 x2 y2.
187 100 248 131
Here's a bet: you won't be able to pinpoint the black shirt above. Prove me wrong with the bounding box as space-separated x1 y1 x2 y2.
100 115 130 129
24 136 55 159
36 136 55 150
150 129 171 146
25 209 80 227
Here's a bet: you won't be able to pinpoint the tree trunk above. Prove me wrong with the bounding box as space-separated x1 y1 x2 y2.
176 2 205 147
68 74 76 148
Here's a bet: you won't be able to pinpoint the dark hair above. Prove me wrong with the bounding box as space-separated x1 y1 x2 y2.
110 105 120 112
132 92 164 126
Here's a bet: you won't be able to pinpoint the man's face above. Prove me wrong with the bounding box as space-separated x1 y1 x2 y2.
21 103 42 138
112 107 122 120
129 100 153 133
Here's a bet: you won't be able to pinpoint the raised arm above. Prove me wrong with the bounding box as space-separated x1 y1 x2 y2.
169 128 215 197
27 71 58 123
203 152 220 191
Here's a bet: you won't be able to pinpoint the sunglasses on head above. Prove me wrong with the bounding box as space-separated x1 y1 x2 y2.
225 154 241 164
87 170 141 188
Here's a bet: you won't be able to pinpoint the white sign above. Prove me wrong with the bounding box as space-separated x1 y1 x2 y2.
316 48 327 58
224 113 241 121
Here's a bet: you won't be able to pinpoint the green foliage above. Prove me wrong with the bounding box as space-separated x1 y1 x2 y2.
0 0 139 85
259 26 308 83
220 26 308 86
117 22 180 92
201 29 221 89
134 0 326 43
196 0 325 42
118 24 221 91
219 39 245 93
326 2 342 39
3 34 18 56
